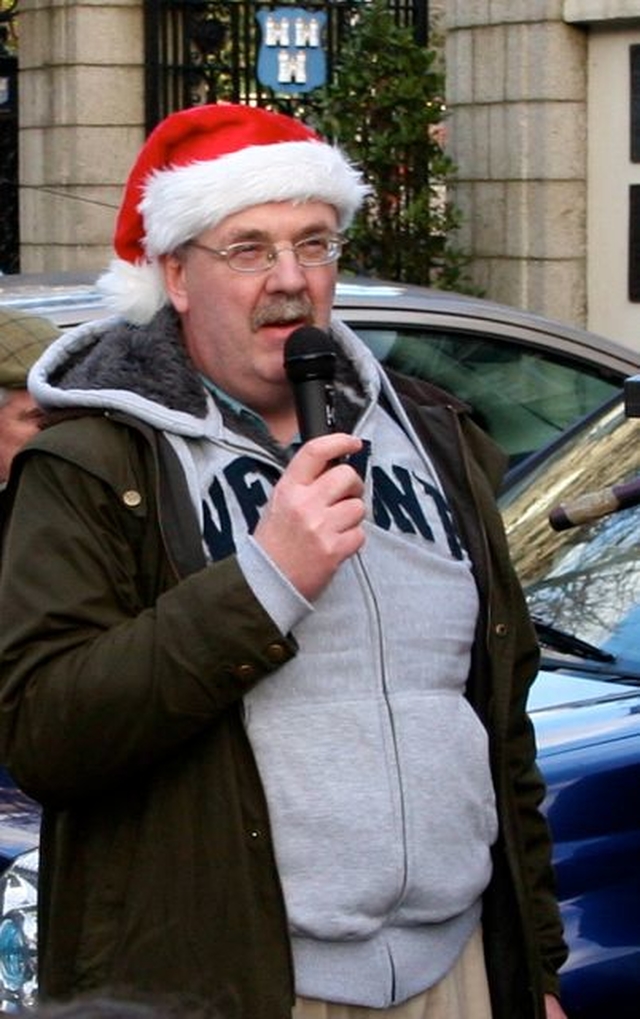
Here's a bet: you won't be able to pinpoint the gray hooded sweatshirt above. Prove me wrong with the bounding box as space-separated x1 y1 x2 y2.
29 308 497 1008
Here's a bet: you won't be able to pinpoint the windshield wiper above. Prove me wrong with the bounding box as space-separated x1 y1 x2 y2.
532 618 616 663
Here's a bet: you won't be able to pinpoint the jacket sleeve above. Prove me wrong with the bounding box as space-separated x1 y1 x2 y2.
0 444 297 805
384 373 568 1003
469 430 569 999
501 567 568 996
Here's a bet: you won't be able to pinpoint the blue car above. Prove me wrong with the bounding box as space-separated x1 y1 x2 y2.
500 390 640 1016
528 673 640 1017
0 780 38 1008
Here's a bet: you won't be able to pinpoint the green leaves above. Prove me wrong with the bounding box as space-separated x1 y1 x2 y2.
311 1 475 292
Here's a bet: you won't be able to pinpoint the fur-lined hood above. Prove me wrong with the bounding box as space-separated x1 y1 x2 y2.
28 306 376 440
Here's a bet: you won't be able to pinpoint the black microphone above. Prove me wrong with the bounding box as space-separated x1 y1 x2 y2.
284 326 337 442
548 476 640 531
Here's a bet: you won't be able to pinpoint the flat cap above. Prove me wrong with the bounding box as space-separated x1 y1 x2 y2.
0 307 60 389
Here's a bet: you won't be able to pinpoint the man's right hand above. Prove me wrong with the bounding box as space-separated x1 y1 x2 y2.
254 433 366 602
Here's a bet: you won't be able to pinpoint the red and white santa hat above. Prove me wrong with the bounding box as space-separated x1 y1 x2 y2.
97 103 369 324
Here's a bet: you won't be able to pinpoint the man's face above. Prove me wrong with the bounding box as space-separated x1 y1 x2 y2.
0 390 41 483
163 200 339 420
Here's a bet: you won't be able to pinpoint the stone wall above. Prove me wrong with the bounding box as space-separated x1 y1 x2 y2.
445 1 589 326
18 0 144 273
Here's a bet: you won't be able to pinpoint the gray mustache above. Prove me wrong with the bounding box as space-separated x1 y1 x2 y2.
252 298 313 329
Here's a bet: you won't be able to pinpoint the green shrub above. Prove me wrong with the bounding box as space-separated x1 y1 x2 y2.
311 0 475 291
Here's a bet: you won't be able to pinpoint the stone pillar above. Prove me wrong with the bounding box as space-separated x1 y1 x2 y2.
445 0 588 326
565 1 640 350
17 0 144 273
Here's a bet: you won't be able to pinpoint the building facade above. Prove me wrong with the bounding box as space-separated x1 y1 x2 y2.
16 0 144 274
445 0 640 351
11 1 640 353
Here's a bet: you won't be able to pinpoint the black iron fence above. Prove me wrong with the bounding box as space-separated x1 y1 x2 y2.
144 1 428 131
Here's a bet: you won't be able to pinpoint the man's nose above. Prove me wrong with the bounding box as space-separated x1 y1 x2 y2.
264 246 308 290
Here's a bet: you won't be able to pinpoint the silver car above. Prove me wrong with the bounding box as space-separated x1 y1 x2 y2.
1 270 638 471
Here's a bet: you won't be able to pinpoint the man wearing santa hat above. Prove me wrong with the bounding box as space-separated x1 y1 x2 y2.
0 104 566 1019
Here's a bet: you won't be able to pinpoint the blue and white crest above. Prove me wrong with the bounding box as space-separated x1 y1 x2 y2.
256 8 327 94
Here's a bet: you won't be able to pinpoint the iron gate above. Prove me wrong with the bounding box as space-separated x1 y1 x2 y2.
144 1 428 131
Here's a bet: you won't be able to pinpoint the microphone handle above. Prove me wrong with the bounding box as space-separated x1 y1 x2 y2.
548 476 640 531
293 378 336 443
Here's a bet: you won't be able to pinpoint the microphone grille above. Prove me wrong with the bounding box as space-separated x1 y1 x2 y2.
284 326 336 383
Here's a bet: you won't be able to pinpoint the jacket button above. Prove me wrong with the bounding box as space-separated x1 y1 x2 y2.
235 663 257 682
122 489 142 507
265 642 287 664
494 622 508 638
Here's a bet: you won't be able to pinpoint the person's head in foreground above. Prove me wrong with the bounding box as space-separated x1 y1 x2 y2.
0 307 59 483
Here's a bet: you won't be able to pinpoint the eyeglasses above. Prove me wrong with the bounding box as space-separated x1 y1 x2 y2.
187 233 346 274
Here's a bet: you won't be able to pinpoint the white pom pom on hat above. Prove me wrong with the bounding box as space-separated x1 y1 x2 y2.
97 103 369 324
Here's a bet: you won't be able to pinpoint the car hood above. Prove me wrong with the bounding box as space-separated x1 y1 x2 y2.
0 770 40 866
528 668 640 757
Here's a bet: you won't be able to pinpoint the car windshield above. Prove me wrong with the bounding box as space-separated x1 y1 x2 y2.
500 396 640 668
355 326 619 465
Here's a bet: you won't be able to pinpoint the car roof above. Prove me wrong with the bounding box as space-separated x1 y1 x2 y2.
0 271 108 328
334 278 640 377
1 270 638 378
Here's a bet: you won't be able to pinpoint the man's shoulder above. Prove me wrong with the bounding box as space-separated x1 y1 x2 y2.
385 366 509 490
20 411 153 495
32 410 136 457
385 365 470 413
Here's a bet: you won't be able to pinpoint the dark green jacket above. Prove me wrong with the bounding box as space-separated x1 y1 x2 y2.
0 370 567 1019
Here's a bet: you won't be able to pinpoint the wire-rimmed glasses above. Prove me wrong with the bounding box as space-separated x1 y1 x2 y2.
187 233 346 273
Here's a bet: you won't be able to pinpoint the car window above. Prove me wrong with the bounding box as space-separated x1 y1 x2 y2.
500 398 640 663
352 326 620 464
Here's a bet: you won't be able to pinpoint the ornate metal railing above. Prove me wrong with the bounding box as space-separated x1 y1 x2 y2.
144 1 428 131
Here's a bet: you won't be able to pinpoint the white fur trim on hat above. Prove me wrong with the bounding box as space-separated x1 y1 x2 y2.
141 139 367 256
97 258 168 326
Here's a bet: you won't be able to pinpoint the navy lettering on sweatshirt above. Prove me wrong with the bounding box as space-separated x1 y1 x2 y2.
201 443 461 563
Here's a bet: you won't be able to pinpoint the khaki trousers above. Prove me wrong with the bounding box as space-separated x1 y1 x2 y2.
292 927 492 1019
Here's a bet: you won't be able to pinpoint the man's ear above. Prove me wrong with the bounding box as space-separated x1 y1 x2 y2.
161 252 189 313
